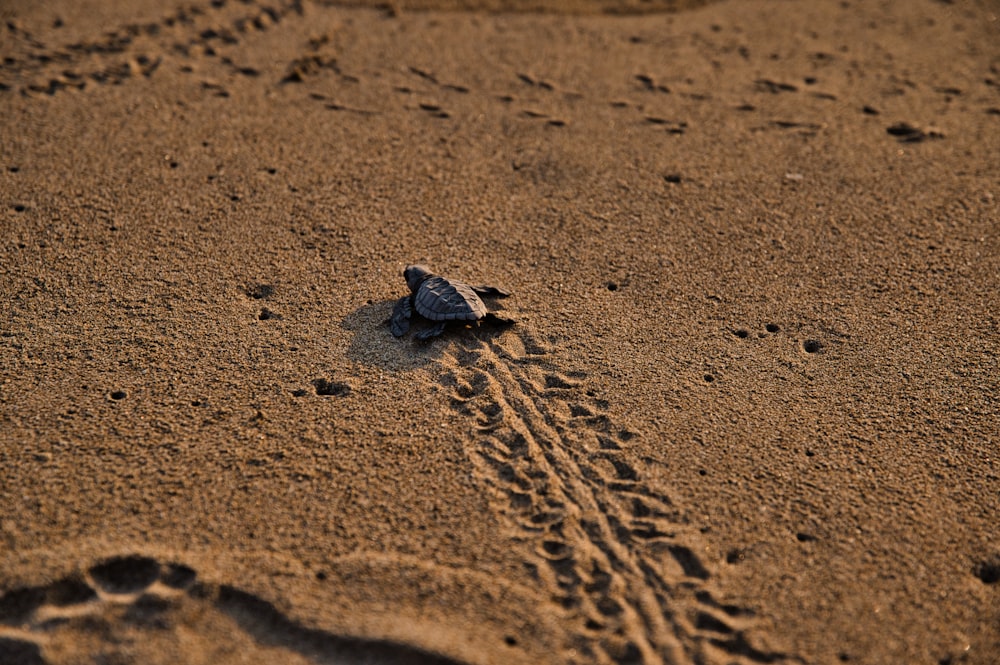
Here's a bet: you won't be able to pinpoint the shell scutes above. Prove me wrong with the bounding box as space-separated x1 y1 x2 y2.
414 276 486 321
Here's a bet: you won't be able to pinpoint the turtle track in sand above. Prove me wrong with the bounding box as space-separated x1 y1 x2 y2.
439 328 799 665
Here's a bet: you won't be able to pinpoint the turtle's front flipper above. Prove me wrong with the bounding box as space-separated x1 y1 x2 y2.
415 321 447 340
390 296 413 337
471 285 510 299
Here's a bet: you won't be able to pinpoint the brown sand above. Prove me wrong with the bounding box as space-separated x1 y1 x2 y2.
1 0 999 663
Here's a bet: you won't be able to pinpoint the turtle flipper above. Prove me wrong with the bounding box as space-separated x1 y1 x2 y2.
415 321 447 340
390 296 413 337
471 285 511 299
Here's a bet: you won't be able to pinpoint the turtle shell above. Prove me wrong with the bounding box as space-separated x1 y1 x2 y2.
414 276 487 322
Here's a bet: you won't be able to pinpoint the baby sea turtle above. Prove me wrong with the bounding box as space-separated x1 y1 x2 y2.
391 264 512 340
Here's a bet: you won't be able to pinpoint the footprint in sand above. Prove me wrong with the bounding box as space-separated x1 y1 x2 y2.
0 555 464 665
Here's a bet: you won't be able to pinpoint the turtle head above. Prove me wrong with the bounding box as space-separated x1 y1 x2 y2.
403 264 433 293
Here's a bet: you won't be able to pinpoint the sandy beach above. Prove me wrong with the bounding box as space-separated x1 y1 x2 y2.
1 0 998 663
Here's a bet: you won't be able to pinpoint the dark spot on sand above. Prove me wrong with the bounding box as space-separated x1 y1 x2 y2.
89 556 160 594
974 557 1000 584
545 375 574 389
803 339 823 354
313 379 351 397
887 122 921 137
0 638 42 665
886 121 943 142
541 540 570 558
161 564 196 590
246 284 274 300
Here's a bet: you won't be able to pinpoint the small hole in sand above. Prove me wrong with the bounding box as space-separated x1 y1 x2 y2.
796 532 818 543
974 558 1000 584
703 374 714 383
504 636 517 646
803 339 823 353
765 323 780 333
607 282 619 291
12 204 26 212
110 390 127 400
734 329 749 338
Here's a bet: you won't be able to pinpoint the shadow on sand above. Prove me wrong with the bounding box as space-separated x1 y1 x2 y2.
340 298 514 372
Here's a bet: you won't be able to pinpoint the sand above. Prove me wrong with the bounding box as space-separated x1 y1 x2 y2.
1 0 998 663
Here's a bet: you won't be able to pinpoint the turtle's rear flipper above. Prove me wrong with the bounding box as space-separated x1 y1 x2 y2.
471 285 511 299
390 296 413 337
